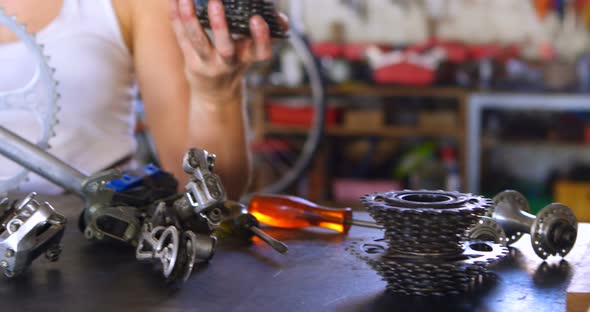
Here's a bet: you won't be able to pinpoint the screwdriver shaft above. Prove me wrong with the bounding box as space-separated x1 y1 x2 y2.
349 219 383 230
249 226 289 254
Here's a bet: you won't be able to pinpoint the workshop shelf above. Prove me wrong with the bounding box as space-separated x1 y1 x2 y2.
249 84 469 202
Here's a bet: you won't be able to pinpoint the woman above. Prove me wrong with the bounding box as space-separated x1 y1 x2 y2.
0 0 284 198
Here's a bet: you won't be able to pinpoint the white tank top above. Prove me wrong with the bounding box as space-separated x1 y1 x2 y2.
0 0 136 194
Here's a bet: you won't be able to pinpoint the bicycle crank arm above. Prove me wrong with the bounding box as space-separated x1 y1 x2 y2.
0 126 87 195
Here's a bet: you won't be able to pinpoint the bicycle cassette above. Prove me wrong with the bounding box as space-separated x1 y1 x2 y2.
348 238 508 296
361 190 491 255
352 190 506 296
195 0 288 38
0 9 60 194
0 193 67 277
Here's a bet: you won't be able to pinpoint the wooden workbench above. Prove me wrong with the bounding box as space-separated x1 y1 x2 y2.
0 194 588 312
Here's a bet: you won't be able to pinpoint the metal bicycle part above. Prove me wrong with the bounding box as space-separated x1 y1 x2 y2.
490 190 531 244
136 224 180 279
195 0 288 39
352 238 507 266
347 238 508 296
0 127 146 245
82 205 140 244
0 9 60 194
0 193 66 277
180 231 197 282
0 126 86 195
361 190 490 255
183 148 227 215
467 216 507 246
187 231 217 262
136 223 217 283
490 190 578 259
244 28 326 201
531 203 577 259
175 231 217 283
353 190 505 296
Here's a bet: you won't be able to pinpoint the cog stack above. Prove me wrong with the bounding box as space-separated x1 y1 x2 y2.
349 190 508 296
195 0 288 38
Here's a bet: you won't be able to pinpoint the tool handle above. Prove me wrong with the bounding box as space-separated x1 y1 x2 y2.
248 194 353 234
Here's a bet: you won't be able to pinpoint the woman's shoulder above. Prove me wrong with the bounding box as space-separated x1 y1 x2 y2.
111 0 134 53
111 0 173 54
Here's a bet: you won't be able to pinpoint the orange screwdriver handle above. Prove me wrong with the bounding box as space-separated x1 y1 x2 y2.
248 194 353 234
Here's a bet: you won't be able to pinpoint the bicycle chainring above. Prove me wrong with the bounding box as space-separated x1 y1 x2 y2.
0 9 60 194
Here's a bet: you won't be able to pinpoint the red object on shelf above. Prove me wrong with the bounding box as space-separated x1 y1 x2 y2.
312 42 392 60
407 38 469 63
439 42 470 63
311 42 343 58
469 44 504 60
266 102 342 127
342 43 391 61
373 62 435 86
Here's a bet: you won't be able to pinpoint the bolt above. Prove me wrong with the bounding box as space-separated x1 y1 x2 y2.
8 222 20 233
208 208 222 223
206 177 222 199
86 182 99 193
189 156 199 168
84 228 94 239
45 245 62 262
549 222 577 250
5 249 14 258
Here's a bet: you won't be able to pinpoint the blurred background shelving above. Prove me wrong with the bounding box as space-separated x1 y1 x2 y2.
239 0 590 217
249 85 468 207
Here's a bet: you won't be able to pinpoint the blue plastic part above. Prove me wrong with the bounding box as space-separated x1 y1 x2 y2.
105 164 162 192
143 163 161 176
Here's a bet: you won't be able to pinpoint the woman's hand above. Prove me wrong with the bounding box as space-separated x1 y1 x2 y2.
168 0 285 104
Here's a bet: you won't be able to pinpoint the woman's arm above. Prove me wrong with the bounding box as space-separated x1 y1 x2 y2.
124 0 276 199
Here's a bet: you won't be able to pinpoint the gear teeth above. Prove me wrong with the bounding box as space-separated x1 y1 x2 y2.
0 10 60 193
351 190 508 296
467 216 507 246
195 0 288 39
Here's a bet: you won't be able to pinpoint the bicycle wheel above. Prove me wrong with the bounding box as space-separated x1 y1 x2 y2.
243 28 326 201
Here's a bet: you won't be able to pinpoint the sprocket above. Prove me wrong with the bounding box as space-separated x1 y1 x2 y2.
0 9 59 194
352 190 506 296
